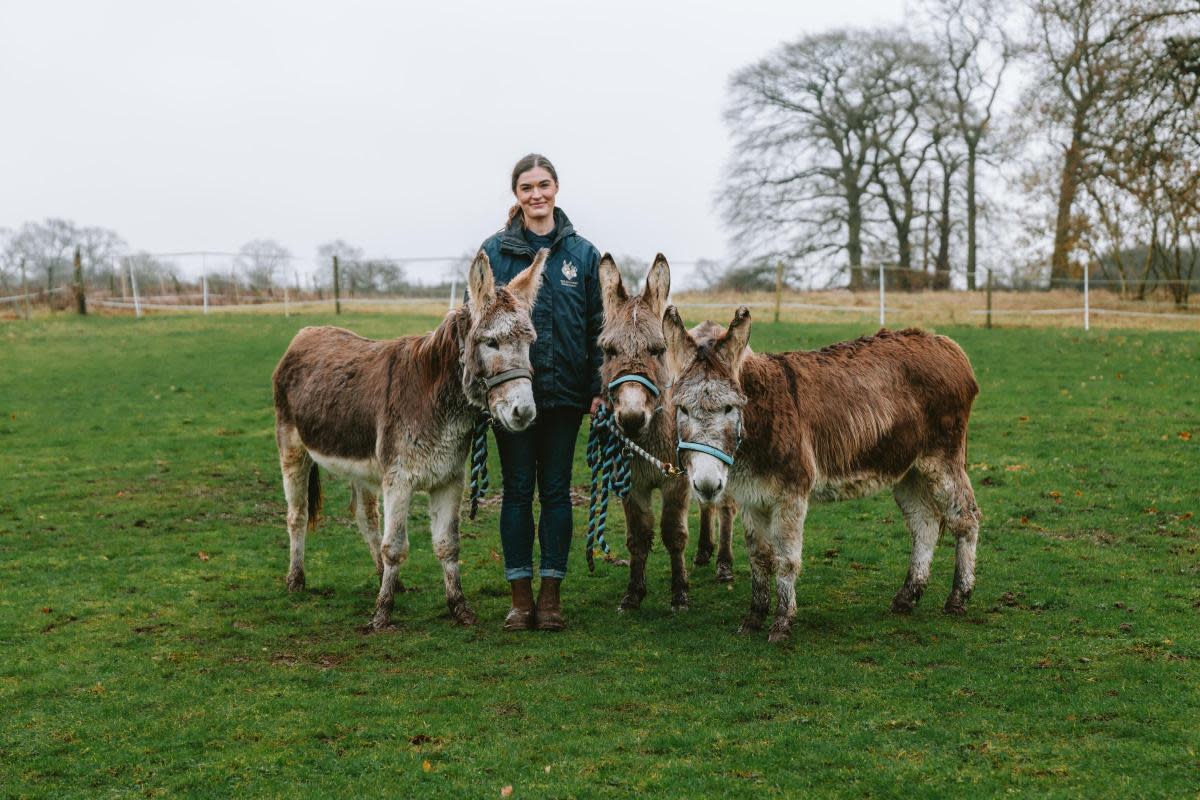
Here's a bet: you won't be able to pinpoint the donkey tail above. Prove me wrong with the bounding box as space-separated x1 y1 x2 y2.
306 462 323 532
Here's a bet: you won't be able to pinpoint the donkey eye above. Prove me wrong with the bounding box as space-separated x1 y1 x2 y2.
649 345 665 357
724 405 734 415
678 406 690 418
603 345 618 358
484 338 498 349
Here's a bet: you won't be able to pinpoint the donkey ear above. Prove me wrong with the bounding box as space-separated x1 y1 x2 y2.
467 250 495 315
662 304 697 377
507 248 547 309
599 253 627 316
643 253 671 319
716 305 752 378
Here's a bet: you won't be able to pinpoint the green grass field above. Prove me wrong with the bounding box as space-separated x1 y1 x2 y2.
2 312 1197 798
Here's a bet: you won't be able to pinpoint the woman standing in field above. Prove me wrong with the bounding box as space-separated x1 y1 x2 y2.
478 153 603 631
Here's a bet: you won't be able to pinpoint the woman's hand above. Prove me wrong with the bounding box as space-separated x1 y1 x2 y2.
589 396 604 415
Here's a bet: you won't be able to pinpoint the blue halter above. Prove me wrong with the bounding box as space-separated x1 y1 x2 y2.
607 374 660 397
676 440 736 466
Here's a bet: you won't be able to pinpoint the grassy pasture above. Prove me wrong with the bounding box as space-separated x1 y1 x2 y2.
1 312 1197 798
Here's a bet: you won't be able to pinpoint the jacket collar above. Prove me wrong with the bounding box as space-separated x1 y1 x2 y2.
500 207 575 256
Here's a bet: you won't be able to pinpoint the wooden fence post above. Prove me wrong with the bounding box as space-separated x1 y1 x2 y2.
774 260 783 323
20 258 31 320
986 268 993 330
332 255 342 315
73 246 87 315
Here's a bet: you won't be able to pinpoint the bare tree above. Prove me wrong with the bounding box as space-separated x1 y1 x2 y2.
341 258 406 295
238 239 291 293
1026 0 1197 282
9 219 78 291
723 30 896 289
612 254 650 292
928 116 966 289
869 35 943 287
0 227 15 292
927 0 1014 290
77 226 128 293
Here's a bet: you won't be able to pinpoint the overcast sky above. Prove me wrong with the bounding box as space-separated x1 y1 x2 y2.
1 0 907 286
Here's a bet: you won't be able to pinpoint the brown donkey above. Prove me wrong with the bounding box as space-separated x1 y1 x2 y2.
598 254 688 610
597 254 737 610
664 306 981 642
273 250 546 630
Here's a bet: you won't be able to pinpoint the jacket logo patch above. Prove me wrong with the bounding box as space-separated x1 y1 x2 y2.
561 260 578 282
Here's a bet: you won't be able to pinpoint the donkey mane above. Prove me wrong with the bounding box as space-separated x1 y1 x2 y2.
410 304 472 400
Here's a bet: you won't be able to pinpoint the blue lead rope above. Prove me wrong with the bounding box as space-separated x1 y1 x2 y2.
584 405 633 572
468 414 491 520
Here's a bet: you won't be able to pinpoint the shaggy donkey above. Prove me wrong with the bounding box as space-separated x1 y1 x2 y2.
688 321 738 583
273 250 546 630
664 306 981 642
597 255 736 610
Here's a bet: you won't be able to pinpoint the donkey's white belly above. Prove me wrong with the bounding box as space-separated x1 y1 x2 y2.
811 472 897 502
309 450 383 492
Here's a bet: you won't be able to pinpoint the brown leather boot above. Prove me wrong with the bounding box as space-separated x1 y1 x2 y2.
536 577 566 631
503 577 536 631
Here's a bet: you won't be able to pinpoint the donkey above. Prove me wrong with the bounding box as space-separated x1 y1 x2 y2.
664 305 981 642
597 254 737 611
272 250 546 630
688 321 738 583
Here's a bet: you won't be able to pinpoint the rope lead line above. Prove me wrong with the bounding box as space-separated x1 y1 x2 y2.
583 405 680 572
468 414 491 520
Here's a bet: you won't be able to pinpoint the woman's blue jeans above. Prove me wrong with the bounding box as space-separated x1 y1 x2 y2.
493 407 583 581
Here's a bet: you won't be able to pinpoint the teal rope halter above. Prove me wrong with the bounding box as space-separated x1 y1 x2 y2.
676 440 736 465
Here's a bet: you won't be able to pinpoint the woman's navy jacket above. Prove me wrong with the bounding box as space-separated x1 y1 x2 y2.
478 207 603 411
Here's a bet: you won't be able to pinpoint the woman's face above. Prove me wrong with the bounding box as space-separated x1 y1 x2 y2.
514 166 558 225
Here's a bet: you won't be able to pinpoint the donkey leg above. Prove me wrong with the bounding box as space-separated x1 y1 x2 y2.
738 505 774 633
934 463 981 615
715 499 736 583
618 485 654 612
370 476 413 631
768 498 807 643
891 470 942 614
430 477 476 626
352 486 384 577
278 426 311 592
661 479 691 611
694 503 715 567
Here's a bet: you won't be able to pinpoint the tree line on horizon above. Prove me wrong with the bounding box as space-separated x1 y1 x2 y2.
719 0 1198 305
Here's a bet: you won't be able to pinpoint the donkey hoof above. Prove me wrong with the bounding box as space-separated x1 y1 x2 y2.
367 615 393 633
286 570 306 592
738 614 765 634
767 622 792 643
671 592 690 611
715 563 735 583
890 596 915 614
693 549 713 567
891 586 923 614
943 593 969 615
451 603 478 626
618 595 641 613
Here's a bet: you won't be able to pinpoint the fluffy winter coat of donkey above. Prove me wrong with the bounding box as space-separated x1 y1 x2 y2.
664 305 981 642
272 250 546 630
597 254 738 611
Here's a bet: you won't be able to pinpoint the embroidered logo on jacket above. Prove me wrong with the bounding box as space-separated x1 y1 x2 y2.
561 260 578 282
